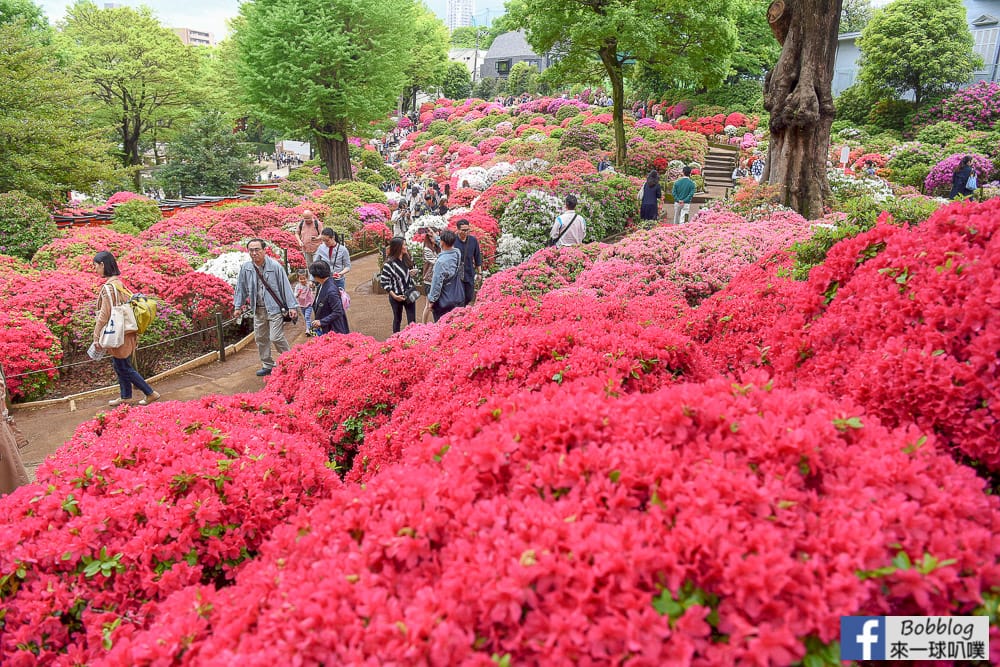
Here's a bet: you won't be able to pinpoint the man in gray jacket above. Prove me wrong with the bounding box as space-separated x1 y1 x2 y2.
234 238 298 376
427 229 463 322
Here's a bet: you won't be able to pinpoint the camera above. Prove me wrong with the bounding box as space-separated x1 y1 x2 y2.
416 227 430 234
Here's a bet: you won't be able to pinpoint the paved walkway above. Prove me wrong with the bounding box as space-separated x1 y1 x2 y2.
14 253 400 478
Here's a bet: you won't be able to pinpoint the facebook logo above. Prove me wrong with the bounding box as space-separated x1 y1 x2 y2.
842 616 886 660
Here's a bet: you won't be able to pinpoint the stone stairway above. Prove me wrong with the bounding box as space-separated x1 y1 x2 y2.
694 142 741 204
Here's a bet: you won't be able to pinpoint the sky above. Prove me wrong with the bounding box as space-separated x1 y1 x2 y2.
37 0 507 42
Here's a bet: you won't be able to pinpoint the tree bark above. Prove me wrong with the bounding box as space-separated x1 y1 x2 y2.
598 42 627 167
316 126 353 183
763 0 842 219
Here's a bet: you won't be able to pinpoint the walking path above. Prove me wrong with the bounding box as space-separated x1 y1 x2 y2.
14 253 396 478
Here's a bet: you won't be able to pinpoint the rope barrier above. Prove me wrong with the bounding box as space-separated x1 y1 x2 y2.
5 315 245 380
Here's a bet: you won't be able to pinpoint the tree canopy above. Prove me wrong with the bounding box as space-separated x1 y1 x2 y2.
858 0 981 110
0 20 119 200
505 0 737 165
234 0 417 182
400 5 450 113
0 0 46 31
157 111 257 197
727 0 781 79
441 60 472 100
59 1 199 188
840 0 873 33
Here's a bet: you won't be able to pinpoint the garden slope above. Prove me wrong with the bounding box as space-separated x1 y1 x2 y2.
0 201 998 666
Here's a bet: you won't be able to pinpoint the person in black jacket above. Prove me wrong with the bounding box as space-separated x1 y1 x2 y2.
452 219 482 306
308 261 349 335
949 155 976 200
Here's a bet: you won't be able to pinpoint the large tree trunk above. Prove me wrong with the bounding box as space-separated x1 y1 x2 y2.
763 0 842 219
598 42 627 167
316 128 353 183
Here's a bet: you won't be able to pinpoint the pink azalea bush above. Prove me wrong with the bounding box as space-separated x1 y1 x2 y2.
106 191 143 205
160 272 236 325
0 309 62 399
914 81 1000 131
0 270 101 338
0 396 341 664
923 153 992 192
32 228 141 272
103 380 998 666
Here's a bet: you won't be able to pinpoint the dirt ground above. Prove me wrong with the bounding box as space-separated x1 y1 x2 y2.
13 252 410 478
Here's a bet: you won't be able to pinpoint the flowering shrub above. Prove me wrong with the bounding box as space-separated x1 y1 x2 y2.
207 219 256 245
446 187 478 207
32 228 141 272
161 207 221 230
495 232 535 269
827 169 894 203
197 251 250 288
0 396 340 663
765 200 1000 473
923 153 992 193
0 270 101 339
120 246 193 278
105 191 142 205
160 272 236 325
139 224 214 267
600 220 811 305
558 126 602 152
0 310 62 400
913 81 1000 131
356 203 390 226
498 189 564 249
353 221 393 248
218 204 300 233
100 380 998 666
0 191 59 260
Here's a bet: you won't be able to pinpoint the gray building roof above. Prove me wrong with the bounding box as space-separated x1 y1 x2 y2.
483 30 539 60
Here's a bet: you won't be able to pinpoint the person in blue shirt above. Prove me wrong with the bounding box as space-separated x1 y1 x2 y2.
234 238 298 376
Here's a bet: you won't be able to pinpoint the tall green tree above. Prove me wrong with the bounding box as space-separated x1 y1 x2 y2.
840 0 872 33
157 111 257 197
505 0 737 166
60 1 199 189
234 0 417 182
506 61 538 96
441 60 472 100
400 5 450 114
763 0 843 219
858 0 980 110
0 0 47 31
0 20 119 200
728 0 781 79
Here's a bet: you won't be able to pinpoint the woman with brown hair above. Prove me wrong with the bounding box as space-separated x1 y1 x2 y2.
378 237 418 333
92 251 160 407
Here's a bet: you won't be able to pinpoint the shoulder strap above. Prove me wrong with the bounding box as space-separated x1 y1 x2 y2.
554 213 578 244
253 262 288 310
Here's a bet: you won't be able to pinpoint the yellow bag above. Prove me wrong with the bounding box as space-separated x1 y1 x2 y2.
114 285 157 335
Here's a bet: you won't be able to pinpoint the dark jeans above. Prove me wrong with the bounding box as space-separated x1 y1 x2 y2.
389 296 416 333
112 356 153 399
462 280 475 306
431 302 457 322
